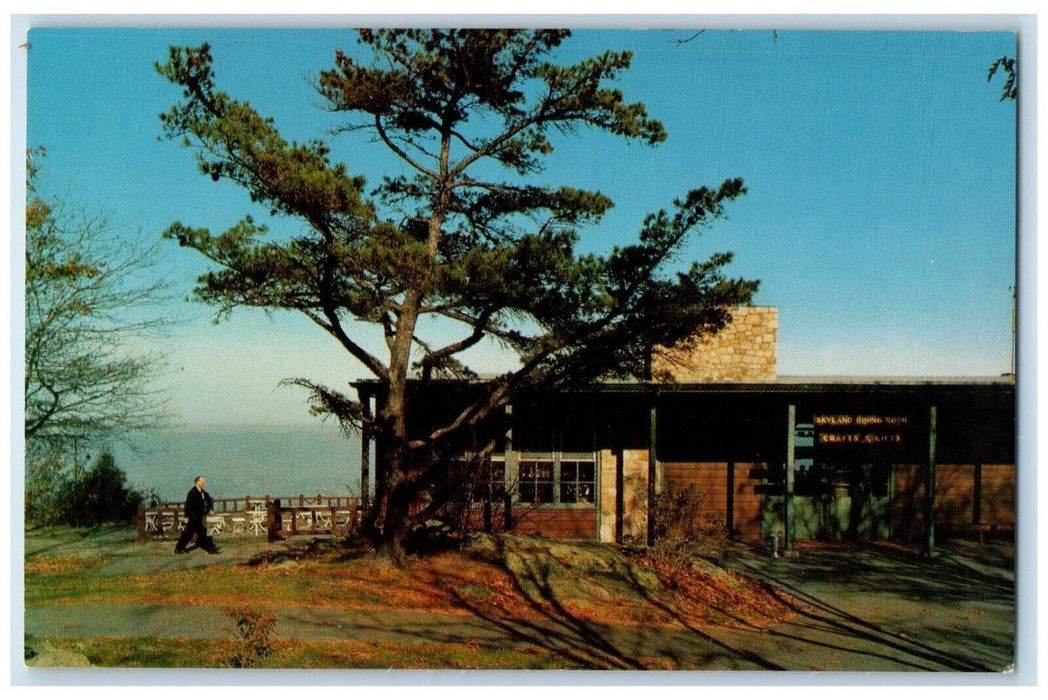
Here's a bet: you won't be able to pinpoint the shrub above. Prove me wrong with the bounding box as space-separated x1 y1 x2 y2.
225 608 277 668
649 480 727 584
25 449 153 527
58 451 149 526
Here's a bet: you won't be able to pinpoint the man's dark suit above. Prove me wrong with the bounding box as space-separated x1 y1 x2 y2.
174 486 217 553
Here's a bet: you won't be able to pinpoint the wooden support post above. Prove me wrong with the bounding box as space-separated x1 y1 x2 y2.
726 461 736 537
647 393 658 547
360 390 372 514
973 463 983 525
137 503 147 542
926 405 938 558
614 446 624 544
785 404 796 553
504 404 514 531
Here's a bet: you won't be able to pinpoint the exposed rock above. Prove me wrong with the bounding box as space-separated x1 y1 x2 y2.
25 640 92 668
466 534 663 603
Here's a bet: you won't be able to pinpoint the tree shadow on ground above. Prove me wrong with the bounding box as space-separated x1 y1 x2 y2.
740 541 1013 602
417 537 1013 671
438 537 647 669
722 542 1013 671
612 562 788 670
252 534 1011 671
404 538 790 670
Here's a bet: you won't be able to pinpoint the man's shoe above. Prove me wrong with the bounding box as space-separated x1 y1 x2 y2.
207 547 221 555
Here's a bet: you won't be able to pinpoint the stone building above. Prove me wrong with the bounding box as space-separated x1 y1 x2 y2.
652 305 778 382
355 306 1016 546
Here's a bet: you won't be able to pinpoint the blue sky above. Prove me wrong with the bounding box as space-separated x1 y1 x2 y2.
24 28 1017 425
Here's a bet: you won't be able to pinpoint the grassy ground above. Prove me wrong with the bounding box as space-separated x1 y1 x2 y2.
26 634 583 669
21 527 1016 671
24 532 793 628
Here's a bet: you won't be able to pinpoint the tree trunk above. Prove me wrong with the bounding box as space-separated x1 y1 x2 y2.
375 478 413 566
369 421 415 565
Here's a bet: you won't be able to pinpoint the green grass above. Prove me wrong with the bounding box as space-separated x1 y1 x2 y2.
34 635 583 669
24 553 446 610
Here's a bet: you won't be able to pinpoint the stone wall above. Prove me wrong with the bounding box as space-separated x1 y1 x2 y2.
653 306 777 382
598 448 650 544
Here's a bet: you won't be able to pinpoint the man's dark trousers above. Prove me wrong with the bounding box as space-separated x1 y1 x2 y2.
174 486 217 553
174 516 214 553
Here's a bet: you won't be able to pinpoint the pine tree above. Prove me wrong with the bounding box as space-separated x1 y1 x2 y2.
157 30 758 562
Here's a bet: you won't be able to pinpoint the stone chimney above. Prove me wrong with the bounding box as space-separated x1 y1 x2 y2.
652 306 778 382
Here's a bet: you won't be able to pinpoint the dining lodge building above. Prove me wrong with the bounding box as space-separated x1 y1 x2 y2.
354 307 1016 547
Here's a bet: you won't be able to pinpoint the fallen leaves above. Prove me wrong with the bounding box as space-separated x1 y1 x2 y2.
25 555 106 576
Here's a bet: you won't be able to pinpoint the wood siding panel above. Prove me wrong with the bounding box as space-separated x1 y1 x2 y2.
936 465 975 527
734 462 764 541
662 462 728 521
661 461 763 541
510 507 597 540
893 463 1015 540
980 464 1015 526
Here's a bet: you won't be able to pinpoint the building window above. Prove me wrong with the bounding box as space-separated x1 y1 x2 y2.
473 457 506 502
560 460 595 504
514 453 596 507
464 451 598 507
518 459 555 504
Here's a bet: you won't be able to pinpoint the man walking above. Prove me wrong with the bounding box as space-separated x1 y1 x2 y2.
174 475 220 554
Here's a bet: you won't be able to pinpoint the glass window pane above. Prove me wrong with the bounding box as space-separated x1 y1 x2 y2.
560 483 577 503
579 484 594 503
537 483 553 504
578 462 595 482
536 462 553 480
490 460 505 481
519 482 535 503
561 461 577 480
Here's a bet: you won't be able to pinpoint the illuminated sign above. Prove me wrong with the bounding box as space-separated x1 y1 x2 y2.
813 414 910 449
817 432 903 445
813 415 909 427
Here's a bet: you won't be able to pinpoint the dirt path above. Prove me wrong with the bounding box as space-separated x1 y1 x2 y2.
22 528 1015 671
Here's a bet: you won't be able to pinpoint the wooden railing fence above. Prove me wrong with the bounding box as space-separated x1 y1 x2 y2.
138 494 362 542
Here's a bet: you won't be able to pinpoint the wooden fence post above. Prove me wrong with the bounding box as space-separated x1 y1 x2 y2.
266 496 274 538
137 503 147 542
